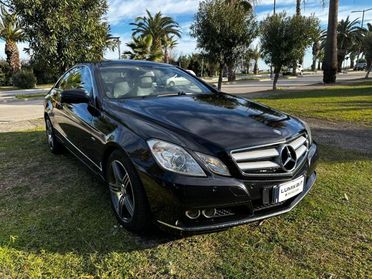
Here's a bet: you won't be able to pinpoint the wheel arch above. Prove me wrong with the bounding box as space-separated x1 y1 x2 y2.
101 141 153 218
102 142 125 180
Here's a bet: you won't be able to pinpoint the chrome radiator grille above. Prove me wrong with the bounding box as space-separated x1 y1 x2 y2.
231 134 309 176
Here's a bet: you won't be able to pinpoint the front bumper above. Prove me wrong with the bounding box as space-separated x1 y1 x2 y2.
157 171 316 233
137 142 319 233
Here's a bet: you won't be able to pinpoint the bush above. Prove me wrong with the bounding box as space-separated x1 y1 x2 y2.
12 70 37 89
29 59 59 84
0 60 12 86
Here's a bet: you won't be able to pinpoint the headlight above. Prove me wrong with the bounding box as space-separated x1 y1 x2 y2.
195 152 231 176
147 139 206 177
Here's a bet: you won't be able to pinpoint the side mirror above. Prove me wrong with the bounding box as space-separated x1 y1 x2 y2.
61 89 90 104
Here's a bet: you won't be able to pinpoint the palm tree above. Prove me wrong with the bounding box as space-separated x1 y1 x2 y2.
130 10 181 62
124 35 163 62
296 0 301 16
0 6 24 73
337 16 362 72
249 46 260 74
362 23 372 78
323 0 339 83
163 35 178 63
311 28 325 71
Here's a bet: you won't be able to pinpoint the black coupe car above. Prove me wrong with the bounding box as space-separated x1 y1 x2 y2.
44 60 318 233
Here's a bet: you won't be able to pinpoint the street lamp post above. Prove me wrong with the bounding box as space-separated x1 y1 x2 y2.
351 8 372 28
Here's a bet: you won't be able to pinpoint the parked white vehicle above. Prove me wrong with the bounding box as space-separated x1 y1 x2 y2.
166 74 191 87
186 69 196 76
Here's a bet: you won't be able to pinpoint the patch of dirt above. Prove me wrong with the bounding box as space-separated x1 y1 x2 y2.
0 118 44 132
305 117 372 155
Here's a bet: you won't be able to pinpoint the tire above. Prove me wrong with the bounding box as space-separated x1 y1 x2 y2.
169 81 175 87
45 117 64 154
106 150 151 232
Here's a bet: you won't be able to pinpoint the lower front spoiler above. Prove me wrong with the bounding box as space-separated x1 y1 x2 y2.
157 171 317 233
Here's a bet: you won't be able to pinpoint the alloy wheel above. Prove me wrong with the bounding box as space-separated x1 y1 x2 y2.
46 119 54 150
109 160 135 223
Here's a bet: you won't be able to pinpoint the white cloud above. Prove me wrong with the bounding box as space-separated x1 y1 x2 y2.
107 0 201 25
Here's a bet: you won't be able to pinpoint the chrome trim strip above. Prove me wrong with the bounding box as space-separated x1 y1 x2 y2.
238 161 280 170
295 145 307 158
289 136 306 150
232 148 279 161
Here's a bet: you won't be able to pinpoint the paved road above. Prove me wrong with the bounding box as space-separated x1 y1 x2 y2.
221 71 366 94
0 89 48 122
0 71 367 123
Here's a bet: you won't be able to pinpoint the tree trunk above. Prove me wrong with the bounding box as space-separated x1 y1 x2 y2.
317 60 321 70
311 57 316 71
337 55 344 72
366 66 371 78
292 61 297 75
253 60 258 75
273 65 281 90
218 63 223 90
227 64 235 82
5 40 21 73
366 60 372 78
296 0 301 16
311 42 319 71
350 53 355 69
164 46 169 64
323 0 339 83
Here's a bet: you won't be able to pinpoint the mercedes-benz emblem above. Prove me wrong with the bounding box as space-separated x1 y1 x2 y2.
280 145 297 171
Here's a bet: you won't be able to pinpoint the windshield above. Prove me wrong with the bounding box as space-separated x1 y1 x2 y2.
98 64 212 99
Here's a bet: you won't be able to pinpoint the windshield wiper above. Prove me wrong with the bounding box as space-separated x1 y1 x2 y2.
156 91 191 97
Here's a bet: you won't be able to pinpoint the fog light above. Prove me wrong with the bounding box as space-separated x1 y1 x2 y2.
202 208 217 218
185 209 200 219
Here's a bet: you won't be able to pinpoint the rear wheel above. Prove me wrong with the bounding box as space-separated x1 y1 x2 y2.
106 150 151 232
45 117 63 154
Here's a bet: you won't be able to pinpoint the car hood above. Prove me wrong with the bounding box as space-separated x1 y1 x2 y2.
108 93 304 152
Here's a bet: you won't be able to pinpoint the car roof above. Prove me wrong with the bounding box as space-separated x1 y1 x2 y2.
79 60 174 68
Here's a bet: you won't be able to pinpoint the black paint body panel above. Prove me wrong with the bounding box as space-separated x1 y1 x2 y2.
44 60 318 233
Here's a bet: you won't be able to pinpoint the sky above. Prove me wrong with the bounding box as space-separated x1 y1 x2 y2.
2 0 372 70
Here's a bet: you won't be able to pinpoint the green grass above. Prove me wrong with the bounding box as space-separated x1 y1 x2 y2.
0 129 371 278
0 83 53 92
256 82 372 126
15 93 46 100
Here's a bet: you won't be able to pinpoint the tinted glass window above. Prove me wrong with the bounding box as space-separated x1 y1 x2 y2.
58 67 93 97
99 64 212 99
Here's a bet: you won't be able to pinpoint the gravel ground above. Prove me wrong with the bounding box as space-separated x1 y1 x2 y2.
0 117 370 155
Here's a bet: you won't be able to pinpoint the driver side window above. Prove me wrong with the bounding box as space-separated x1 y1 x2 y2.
58 67 93 98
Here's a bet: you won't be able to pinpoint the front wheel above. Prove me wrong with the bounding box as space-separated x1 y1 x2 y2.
45 117 63 154
106 150 151 232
